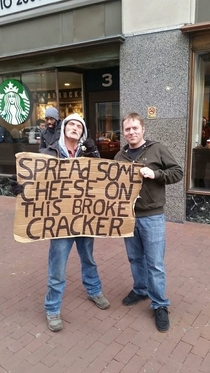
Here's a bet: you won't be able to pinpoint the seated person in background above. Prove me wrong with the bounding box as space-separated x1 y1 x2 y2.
29 119 46 144
201 117 210 147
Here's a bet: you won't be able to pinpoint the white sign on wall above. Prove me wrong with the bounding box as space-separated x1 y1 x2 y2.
0 0 66 18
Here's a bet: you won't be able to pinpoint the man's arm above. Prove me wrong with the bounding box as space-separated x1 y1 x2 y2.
140 144 183 184
153 144 183 184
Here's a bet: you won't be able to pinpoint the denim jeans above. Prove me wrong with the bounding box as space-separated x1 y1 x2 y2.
45 236 102 315
124 214 170 309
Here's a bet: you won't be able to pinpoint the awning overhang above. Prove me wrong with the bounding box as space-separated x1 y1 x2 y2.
180 22 210 33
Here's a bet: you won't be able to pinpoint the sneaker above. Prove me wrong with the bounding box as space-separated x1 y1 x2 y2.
154 307 170 332
88 294 110 310
122 290 148 306
46 314 63 332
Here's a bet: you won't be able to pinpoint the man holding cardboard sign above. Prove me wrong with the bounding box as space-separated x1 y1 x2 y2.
115 112 183 333
41 113 111 331
10 113 105 332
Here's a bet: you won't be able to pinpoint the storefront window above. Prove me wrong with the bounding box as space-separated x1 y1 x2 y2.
0 70 82 174
190 54 210 191
58 71 83 119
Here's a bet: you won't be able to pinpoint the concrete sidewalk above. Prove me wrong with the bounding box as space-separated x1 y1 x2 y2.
0 195 210 373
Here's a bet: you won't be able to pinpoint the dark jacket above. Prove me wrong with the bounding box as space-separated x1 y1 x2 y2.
0 126 13 143
42 140 100 159
39 119 62 152
114 140 183 217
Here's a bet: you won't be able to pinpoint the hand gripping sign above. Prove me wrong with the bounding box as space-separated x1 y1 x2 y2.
14 153 143 243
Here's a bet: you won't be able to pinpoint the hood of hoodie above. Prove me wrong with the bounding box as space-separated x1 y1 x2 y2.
58 114 87 157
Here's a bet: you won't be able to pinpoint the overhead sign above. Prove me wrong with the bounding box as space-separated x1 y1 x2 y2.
32 88 82 104
0 79 32 125
0 0 65 18
14 153 143 243
85 67 119 92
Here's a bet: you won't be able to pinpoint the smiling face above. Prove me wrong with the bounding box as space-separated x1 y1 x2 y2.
65 119 83 141
122 117 145 149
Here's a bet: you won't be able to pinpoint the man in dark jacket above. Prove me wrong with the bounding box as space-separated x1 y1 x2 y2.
39 107 61 152
115 112 183 333
42 113 110 332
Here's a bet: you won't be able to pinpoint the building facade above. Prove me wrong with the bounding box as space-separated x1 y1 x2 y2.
1 0 210 223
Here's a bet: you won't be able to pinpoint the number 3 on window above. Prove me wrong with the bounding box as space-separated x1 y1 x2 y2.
102 73 113 87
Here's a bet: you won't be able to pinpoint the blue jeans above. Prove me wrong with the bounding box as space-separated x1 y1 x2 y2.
124 214 170 309
45 237 102 315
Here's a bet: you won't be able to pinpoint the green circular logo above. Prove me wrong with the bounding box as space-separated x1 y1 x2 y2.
0 79 32 125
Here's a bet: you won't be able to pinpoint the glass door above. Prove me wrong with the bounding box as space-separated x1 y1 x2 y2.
88 91 120 159
95 101 120 159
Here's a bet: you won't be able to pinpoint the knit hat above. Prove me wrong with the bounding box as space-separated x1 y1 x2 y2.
63 113 86 129
58 113 87 157
45 107 59 121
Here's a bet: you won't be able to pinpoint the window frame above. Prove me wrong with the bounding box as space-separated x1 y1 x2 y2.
186 30 210 195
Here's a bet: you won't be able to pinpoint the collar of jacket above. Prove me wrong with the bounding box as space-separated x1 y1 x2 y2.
123 139 158 153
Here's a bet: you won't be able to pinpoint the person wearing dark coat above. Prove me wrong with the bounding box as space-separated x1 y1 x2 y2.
39 107 61 152
115 112 183 333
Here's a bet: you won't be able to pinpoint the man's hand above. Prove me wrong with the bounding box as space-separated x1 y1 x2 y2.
82 138 96 153
140 167 155 179
9 175 23 196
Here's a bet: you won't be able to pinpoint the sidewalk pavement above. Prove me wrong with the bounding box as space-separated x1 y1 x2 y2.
0 195 210 373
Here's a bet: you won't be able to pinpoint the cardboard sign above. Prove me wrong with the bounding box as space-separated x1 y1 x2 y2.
14 153 143 243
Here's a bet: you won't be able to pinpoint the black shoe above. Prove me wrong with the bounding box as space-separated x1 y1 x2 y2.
154 307 170 332
122 290 148 306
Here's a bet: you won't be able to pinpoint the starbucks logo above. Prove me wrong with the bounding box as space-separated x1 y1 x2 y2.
0 79 32 125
